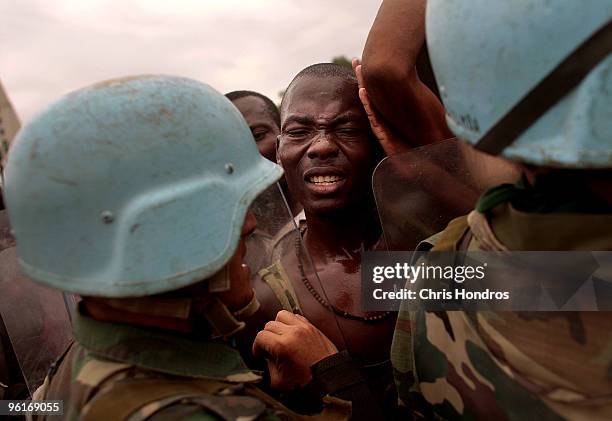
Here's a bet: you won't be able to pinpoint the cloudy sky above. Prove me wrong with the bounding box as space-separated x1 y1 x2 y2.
1 0 382 123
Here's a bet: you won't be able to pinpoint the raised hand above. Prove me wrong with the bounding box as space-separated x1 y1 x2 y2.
352 58 411 156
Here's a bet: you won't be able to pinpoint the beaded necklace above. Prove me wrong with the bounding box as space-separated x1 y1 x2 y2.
294 230 392 322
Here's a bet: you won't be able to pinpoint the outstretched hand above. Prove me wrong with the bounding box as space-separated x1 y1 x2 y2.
352 58 412 156
252 310 338 390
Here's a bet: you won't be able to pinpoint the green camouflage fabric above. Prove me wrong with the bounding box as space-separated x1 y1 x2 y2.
32 306 295 421
392 201 612 420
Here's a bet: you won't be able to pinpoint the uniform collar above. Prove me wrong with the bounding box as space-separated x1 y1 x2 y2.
491 202 612 251
72 305 261 383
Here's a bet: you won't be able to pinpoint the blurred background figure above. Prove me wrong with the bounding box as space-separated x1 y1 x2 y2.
227 90 302 218
226 90 280 163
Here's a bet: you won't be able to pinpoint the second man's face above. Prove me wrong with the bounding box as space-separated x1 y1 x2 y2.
278 76 374 215
232 96 279 162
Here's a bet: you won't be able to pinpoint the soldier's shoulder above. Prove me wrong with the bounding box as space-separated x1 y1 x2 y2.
46 344 292 420
430 215 470 252
139 388 284 421
78 372 287 421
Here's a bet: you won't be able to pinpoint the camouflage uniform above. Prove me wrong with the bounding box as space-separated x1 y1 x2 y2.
4 76 351 421
391 175 612 420
34 305 350 421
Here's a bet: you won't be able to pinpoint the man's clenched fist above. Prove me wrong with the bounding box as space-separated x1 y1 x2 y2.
252 310 339 390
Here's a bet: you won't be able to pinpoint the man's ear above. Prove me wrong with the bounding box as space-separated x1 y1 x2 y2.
276 135 282 165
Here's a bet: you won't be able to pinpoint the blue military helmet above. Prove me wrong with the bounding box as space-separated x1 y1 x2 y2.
426 0 612 168
4 75 283 297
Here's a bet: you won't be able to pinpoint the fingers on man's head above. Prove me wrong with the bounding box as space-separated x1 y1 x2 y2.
359 88 379 129
355 64 365 88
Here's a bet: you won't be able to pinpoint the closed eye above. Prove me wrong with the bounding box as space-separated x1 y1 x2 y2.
252 129 268 142
284 128 312 139
336 128 360 136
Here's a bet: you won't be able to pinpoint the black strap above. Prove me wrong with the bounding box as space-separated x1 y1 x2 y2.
311 351 384 421
475 20 612 155
311 351 366 396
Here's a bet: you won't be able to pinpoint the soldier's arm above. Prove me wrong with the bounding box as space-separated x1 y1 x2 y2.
309 351 386 421
361 0 452 148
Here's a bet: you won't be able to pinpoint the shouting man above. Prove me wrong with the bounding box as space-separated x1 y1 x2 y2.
252 64 394 415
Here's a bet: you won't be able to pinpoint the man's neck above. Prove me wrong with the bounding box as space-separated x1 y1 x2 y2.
83 298 195 334
303 206 379 259
280 178 303 217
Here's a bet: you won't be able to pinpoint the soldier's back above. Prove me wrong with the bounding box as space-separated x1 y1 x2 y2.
35 341 288 421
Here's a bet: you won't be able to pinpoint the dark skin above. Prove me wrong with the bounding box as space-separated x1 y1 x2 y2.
232 96 278 162
253 76 396 391
361 0 453 150
231 95 302 216
250 2 452 398
279 78 375 217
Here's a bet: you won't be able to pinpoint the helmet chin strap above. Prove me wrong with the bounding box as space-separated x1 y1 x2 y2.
88 263 253 340
199 296 246 339
475 20 612 156
87 297 249 340
208 265 232 292
96 297 193 319
201 264 248 338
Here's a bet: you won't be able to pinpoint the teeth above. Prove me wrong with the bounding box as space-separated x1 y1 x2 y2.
309 175 343 185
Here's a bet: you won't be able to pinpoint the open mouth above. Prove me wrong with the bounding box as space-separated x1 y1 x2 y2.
304 171 347 195
307 175 345 185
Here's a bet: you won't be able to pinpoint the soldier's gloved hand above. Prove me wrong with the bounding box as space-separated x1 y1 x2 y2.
252 310 338 391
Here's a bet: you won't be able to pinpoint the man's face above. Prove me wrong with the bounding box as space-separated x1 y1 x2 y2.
278 76 374 214
232 96 279 162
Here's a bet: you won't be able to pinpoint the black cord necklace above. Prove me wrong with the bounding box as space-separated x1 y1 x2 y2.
294 230 392 322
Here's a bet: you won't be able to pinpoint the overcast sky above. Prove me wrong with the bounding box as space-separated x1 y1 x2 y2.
1 0 382 123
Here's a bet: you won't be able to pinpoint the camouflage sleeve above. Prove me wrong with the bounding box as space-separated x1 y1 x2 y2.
143 395 282 421
148 406 219 421
391 303 437 419
74 386 285 421
390 249 440 420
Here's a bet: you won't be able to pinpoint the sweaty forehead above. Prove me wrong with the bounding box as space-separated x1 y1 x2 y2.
282 76 362 121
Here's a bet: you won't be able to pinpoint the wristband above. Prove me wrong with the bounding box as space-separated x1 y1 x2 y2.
310 350 366 395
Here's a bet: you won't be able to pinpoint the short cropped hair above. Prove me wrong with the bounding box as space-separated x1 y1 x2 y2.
279 63 385 162
226 90 280 129
280 63 358 116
